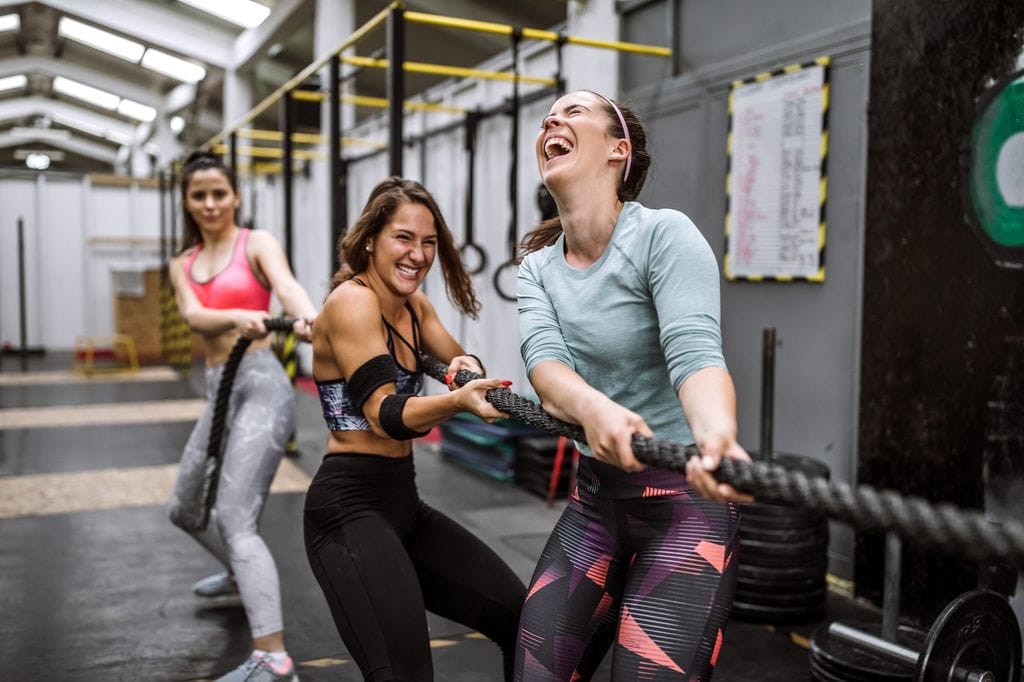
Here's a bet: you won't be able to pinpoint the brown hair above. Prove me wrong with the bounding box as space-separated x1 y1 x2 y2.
329 177 481 318
519 91 650 259
178 150 239 251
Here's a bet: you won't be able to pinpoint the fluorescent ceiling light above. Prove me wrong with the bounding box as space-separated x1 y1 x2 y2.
141 49 206 84
26 153 51 170
0 74 27 92
58 17 144 63
52 114 107 138
53 76 120 110
11 126 72 141
117 98 157 122
176 0 270 29
0 13 20 33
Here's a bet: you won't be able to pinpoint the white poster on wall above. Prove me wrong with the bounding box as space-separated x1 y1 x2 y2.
725 57 830 281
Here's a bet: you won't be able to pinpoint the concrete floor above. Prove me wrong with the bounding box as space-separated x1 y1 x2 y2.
0 351 881 681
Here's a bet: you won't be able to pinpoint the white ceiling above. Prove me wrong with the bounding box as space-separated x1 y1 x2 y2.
0 0 566 173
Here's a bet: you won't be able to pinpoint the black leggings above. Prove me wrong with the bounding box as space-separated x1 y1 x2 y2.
304 453 527 681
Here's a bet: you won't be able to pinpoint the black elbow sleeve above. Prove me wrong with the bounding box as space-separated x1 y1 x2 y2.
379 393 430 440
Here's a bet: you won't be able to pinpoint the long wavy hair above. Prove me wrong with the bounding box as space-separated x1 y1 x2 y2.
330 177 481 318
519 91 650 259
178 150 239 252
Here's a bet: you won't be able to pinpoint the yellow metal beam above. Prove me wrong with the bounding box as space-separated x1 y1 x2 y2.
340 55 555 86
213 144 327 161
290 90 465 114
404 11 672 57
202 1 398 150
228 132 387 150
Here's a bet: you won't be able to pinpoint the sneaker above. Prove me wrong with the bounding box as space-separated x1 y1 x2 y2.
215 652 298 682
191 571 239 598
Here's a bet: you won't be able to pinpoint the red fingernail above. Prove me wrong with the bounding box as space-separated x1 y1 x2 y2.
501 380 513 387
444 374 452 385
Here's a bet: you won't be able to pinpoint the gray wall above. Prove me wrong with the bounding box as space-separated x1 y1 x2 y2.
622 0 872 579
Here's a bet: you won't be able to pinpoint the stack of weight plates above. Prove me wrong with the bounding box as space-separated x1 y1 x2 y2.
808 623 923 681
515 436 572 500
732 454 831 624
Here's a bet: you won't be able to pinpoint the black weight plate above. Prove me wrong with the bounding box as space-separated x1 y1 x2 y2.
738 574 826 593
916 590 1022 682
738 559 827 581
811 622 921 681
740 522 830 543
733 586 827 608
770 453 831 480
811 651 905 682
730 599 826 624
738 547 828 568
741 532 829 555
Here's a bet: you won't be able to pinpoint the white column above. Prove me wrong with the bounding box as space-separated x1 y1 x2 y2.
566 0 620 96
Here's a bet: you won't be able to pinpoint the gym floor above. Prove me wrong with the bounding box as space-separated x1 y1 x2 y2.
0 353 880 681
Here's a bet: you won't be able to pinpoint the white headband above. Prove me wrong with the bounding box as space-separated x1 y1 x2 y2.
598 94 631 182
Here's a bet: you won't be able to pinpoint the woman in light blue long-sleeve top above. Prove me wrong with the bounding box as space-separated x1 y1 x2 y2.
514 90 752 681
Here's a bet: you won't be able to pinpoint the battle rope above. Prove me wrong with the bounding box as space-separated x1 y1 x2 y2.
419 353 1024 568
195 317 298 529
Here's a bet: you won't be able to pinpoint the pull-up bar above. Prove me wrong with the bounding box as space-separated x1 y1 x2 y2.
339 55 557 87
403 10 673 57
289 91 465 115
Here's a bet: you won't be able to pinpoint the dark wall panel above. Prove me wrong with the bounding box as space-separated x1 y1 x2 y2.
859 0 1024 621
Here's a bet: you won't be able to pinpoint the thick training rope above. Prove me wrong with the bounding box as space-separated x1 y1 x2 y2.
419 352 1024 568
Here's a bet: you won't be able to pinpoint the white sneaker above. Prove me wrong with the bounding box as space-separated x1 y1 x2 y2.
191 571 239 598
215 652 299 681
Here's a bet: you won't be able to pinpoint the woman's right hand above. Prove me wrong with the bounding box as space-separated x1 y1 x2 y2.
453 378 512 422
234 310 269 339
580 396 653 472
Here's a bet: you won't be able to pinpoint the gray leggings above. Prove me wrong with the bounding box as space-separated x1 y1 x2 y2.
169 349 295 638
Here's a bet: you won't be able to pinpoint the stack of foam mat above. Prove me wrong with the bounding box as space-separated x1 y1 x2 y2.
438 413 548 483
733 453 831 624
515 436 572 500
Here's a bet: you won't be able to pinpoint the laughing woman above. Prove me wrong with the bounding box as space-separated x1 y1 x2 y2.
515 91 752 681
304 177 526 681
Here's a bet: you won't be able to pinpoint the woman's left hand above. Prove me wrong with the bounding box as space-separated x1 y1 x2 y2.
685 433 754 503
293 316 315 342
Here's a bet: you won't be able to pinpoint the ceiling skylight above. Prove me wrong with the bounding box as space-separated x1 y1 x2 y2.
58 17 145 63
176 0 270 29
0 13 20 33
170 116 185 134
52 76 120 110
141 49 206 84
117 99 157 123
0 74 27 92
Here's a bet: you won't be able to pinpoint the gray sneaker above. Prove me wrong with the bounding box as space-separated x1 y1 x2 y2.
215 653 298 681
190 571 239 598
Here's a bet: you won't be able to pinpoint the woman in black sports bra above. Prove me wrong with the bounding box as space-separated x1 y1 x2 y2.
305 177 527 681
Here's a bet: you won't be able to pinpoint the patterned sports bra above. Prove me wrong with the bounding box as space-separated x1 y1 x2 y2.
316 281 424 432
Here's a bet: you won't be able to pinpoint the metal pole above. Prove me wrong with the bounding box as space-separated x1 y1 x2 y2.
386 6 405 177
17 216 27 365
329 53 344 274
229 130 238 176
882 532 902 642
828 623 917 667
158 171 167 267
282 90 295 263
169 168 178 253
760 326 776 462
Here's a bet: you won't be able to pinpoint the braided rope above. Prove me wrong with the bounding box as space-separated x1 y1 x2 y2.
420 353 1024 567
200 318 297 522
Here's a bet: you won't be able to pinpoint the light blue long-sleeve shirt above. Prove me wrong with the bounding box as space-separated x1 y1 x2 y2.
517 201 726 452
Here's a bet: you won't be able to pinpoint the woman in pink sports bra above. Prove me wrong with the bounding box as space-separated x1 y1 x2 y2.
167 151 318 682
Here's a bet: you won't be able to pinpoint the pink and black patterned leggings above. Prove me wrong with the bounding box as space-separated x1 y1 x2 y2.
515 456 740 681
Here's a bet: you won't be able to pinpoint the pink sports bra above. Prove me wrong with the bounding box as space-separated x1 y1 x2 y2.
184 229 271 311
